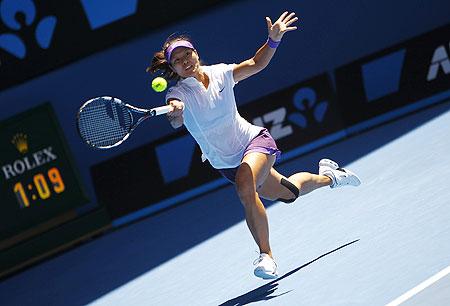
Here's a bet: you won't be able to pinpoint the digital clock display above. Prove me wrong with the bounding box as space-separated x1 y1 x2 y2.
13 167 65 208
0 103 88 242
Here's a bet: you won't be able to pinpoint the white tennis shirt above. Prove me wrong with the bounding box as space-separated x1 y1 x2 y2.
166 63 263 169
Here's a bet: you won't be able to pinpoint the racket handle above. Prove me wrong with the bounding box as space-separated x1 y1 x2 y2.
151 105 173 116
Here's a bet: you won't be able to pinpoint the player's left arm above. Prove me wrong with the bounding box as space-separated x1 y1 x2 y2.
233 11 298 83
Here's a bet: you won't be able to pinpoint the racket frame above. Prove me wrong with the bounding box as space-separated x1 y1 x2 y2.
77 96 172 149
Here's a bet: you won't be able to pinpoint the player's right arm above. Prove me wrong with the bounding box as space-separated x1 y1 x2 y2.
166 99 185 129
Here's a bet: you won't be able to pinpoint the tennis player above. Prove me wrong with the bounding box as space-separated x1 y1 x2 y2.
147 11 361 280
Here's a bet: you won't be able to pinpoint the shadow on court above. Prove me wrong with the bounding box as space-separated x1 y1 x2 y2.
220 283 290 306
219 239 360 306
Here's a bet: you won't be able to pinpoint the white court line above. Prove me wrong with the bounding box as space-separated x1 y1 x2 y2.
386 265 450 306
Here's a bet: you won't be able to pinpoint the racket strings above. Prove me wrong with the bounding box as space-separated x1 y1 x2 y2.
78 99 132 148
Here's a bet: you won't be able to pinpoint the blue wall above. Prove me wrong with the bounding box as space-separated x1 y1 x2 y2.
1 0 449 212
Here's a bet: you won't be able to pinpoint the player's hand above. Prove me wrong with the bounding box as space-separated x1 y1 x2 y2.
266 11 298 41
167 100 184 118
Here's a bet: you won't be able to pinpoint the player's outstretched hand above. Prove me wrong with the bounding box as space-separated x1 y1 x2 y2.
266 11 298 41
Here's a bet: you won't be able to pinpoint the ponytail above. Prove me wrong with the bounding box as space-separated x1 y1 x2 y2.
146 34 193 81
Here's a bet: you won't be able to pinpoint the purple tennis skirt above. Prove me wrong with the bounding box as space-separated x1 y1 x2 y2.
218 128 281 183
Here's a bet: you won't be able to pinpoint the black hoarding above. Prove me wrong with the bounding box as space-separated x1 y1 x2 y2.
0 0 232 91
335 23 450 127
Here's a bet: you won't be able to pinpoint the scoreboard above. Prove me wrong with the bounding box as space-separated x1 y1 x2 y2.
0 103 88 244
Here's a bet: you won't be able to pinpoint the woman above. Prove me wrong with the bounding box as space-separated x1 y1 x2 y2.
147 11 361 280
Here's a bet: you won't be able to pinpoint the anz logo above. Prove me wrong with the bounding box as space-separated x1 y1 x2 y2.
253 86 329 140
0 0 56 59
253 108 293 140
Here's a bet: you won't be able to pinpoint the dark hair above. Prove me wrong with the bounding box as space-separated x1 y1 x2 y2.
146 33 194 81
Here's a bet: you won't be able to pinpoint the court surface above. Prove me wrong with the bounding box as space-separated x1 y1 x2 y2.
1 100 450 305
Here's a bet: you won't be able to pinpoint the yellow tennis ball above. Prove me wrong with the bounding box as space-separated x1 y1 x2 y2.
152 77 167 92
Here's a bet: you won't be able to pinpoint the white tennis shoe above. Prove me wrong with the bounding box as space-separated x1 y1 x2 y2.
253 253 278 280
319 158 339 174
319 159 361 188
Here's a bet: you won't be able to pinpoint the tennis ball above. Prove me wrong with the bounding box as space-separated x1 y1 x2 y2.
152 77 168 92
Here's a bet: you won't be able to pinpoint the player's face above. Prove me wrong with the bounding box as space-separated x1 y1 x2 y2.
170 47 200 78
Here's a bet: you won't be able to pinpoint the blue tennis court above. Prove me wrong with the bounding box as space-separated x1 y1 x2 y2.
1 99 449 306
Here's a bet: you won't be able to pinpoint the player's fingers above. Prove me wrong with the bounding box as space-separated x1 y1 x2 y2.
283 12 295 23
277 11 288 23
282 26 297 33
167 102 175 113
266 17 272 29
285 16 298 26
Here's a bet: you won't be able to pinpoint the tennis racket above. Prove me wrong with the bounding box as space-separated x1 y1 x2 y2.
77 96 172 149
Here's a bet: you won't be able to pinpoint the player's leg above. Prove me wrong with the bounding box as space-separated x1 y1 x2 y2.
234 152 278 279
235 152 275 255
257 168 331 202
257 159 361 202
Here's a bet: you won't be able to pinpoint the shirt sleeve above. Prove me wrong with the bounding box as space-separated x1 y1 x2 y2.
217 63 238 88
165 86 183 104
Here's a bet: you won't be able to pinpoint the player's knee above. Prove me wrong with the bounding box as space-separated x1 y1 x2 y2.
236 183 256 207
277 178 300 203
235 166 256 205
